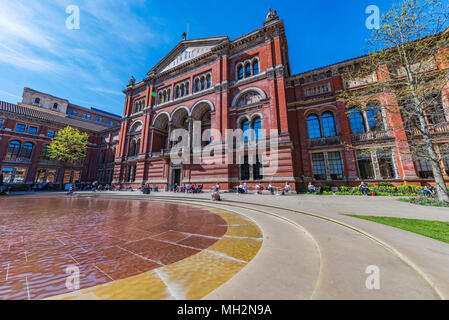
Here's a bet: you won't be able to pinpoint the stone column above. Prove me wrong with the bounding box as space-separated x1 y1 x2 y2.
371 150 382 180
323 152 332 181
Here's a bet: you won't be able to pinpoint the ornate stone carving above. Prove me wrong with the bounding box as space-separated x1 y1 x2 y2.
161 46 213 73
128 76 136 87
236 92 262 107
264 8 279 25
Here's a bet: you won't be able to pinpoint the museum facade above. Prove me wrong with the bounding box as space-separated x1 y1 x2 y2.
109 11 449 191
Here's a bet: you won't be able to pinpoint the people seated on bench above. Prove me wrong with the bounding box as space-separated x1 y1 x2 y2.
255 183 264 194
142 184 151 195
423 184 436 197
283 182 292 195
238 183 247 194
267 183 275 195
359 182 369 196
211 186 221 201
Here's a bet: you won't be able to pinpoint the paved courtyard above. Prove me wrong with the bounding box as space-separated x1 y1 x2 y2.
1 191 448 300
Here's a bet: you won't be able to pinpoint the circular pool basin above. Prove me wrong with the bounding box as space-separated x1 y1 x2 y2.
0 197 229 300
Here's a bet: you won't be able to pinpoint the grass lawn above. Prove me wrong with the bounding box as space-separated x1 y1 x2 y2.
347 215 449 244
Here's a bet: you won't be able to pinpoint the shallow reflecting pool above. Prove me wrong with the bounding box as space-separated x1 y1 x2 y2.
0 197 228 300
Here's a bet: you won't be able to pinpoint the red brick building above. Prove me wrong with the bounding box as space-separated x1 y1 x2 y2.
112 11 449 191
0 88 121 187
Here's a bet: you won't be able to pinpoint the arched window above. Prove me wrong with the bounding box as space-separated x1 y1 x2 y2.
349 109 366 134
7 141 21 159
242 120 250 142
201 77 206 90
180 84 185 97
245 63 251 77
135 139 141 155
53 103 58 109
321 112 337 137
252 117 262 141
206 74 211 88
185 83 190 95
21 142 34 159
307 114 322 139
34 98 40 104
158 93 162 104
366 105 381 131
175 87 180 99
253 60 259 75
195 78 200 92
129 141 137 157
237 65 244 80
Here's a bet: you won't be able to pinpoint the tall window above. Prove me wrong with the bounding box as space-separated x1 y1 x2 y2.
416 159 434 178
48 131 55 138
252 117 262 141
237 66 244 80
356 150 374 179
253 156 263 180
195 78 200 92
34 98 40 104
21 143 34 159
241 156 250 181
0 120 3 129
41 145 50 160
312 153 327 180
321 112 336 137
6 141 21 159
206 74 211 88
349 109 366 134
242 120 250 142
328 152 344 180
378 148 396 179
253 60 259 75
307 114 321 139
366 105 382 131
425 92 446 125
53 103 58 109
245 63 251 77
201 77 206 90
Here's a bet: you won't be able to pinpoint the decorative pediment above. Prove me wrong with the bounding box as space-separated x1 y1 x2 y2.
160 46 214 73
148 37 228 75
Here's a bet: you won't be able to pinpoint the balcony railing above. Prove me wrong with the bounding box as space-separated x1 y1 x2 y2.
4 157 32 163
409 122 449 136
352 131 393 142
308 136 341 148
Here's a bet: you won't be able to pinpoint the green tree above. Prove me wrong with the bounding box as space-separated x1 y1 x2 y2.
340 0 449 201
47 126 89 187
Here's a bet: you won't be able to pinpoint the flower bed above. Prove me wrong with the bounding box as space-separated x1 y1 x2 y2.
399 197 449 207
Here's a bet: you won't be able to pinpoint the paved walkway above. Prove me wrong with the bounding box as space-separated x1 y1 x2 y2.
75 191 449 299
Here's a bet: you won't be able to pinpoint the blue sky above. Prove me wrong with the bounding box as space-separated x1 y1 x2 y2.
0 0 397 115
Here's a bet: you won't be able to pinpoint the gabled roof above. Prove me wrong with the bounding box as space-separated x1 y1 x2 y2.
147 36 228 76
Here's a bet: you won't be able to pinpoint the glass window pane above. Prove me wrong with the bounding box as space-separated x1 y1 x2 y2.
253 118 262 141
328 152 344 180
242 120 250 142
7 141 21 159
1 168 14 183
13 168 27 184
307 115 322 139
312 153 327 180
349 109 365 134
253 61 259 75
322 112 336 137
15 124 26 132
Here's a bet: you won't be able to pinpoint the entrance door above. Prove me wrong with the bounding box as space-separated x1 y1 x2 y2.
172 169 181 189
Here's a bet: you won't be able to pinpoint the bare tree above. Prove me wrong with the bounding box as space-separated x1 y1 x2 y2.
340 0 449 201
